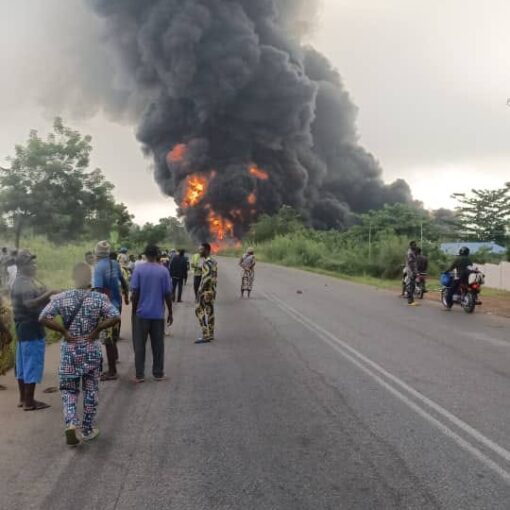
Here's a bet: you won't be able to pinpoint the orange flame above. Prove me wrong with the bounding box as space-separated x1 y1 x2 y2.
247 193 257 205
168 143 187 163
249 165 269 181
182 174 208 208
207 211 234 241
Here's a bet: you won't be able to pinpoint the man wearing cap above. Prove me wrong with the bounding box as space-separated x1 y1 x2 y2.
93 241 129 381
11 251 58 410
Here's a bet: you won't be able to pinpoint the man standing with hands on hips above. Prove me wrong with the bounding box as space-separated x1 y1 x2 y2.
131 245 173 383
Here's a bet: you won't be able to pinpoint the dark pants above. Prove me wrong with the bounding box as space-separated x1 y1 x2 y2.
407 276 416 304
193 275 202 300
172 278 183 302
133 317 165 379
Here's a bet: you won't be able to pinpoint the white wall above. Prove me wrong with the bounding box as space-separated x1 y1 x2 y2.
477 262 510 292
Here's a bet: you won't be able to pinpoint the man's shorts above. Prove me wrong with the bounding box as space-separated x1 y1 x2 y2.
16 339 45 384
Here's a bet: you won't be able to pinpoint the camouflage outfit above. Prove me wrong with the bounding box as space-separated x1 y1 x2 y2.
195 257 218 340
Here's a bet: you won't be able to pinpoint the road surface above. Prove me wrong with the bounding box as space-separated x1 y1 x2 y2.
1 258 510 509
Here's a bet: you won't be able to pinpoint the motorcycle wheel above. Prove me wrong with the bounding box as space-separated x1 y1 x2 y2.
441 288 452 309
462 293 476 314
417 285 425 300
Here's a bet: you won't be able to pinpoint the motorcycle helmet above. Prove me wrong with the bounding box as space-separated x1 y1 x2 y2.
119 247 128 254
459 246 470 256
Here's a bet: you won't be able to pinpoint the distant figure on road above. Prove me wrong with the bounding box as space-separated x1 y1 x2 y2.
93 241 129 381
239 248 256 298
0 295 13 390
195 243 218 344
117 247 130 270
40 263 120 446
134 254 146 268
6 256 17 290
416 247 429 294
131 245 173 383
0 247 9 288
11 251 57 410
405 241 419 306
170 249 188 303
190 250 204 302
416 248 428 274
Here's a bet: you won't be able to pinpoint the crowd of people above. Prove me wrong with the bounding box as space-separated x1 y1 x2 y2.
0 241 222 446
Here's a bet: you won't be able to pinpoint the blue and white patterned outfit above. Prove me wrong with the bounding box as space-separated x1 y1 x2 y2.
40 290 119 434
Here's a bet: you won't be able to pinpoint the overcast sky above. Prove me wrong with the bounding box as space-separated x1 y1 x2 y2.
1 0 509 224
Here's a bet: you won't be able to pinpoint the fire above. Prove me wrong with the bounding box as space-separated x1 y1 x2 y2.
167 143 187 163
247 193 257 205
249 165 269 181
182 174 208 208
207 210 234 241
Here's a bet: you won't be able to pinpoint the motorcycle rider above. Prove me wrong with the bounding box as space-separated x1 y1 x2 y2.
406 241 419 306
445 246 473 308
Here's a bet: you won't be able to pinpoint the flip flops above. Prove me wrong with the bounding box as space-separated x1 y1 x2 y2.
24 401 51 411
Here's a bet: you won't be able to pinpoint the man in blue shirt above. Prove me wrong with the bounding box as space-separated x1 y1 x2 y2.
131 245 173 383
93 241 129 381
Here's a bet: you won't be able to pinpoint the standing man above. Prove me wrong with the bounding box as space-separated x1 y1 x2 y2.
93 241 129 381
169 249 188 303
190 249 204 302
11 251 57 410
405 241 419 306
40 263 120 445
131 245 173 383
195 243 218 344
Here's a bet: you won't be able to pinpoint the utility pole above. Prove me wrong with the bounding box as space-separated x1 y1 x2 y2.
368 223 372 263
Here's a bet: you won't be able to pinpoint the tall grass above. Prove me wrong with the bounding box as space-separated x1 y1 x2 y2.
233 231 450 281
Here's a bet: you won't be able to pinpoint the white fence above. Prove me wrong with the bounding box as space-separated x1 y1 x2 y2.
477 262 510 292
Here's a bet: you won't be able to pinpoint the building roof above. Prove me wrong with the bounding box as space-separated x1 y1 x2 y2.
440 242 507 255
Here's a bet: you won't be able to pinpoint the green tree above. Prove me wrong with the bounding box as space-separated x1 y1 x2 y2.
345 203 439 243
130 217 192 248
452 184 510 244
249 206 305 243
0 118 120 246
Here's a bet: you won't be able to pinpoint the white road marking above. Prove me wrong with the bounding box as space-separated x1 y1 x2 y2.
264 291 510 483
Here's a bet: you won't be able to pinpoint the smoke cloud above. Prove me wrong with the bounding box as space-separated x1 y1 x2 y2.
84 0 411 241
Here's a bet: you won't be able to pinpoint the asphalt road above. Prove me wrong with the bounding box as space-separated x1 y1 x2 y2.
1 258 510 509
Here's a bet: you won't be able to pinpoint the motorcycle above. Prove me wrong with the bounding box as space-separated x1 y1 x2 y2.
440 270 484 313
402 269 427 300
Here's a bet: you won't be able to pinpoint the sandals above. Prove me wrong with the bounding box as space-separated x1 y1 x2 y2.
24 401 51 411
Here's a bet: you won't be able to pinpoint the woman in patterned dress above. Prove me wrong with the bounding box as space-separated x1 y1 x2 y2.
239 248 256 298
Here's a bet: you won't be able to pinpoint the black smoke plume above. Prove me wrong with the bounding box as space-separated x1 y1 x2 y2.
86 0 411 241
